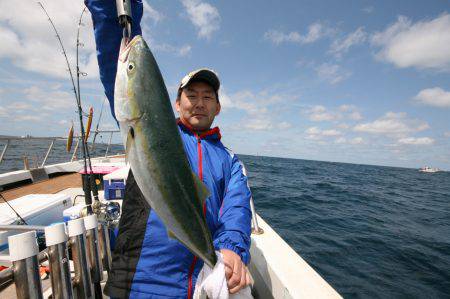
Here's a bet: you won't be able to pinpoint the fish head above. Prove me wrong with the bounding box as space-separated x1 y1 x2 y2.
114 35 149 125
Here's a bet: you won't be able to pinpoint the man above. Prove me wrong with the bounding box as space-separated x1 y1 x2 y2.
86 1 253 298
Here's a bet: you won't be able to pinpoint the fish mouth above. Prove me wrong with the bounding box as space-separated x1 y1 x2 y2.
119 35 144 62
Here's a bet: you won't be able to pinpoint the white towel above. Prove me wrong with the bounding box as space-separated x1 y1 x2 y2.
193 252 253 299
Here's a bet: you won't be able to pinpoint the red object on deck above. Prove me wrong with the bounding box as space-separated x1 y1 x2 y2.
78 166 120 175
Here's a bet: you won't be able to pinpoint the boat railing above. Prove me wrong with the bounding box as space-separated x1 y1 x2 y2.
0 129 121 169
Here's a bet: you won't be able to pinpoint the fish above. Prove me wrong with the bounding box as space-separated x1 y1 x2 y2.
84 106 93 142
114 35 217 268
66 121 74 152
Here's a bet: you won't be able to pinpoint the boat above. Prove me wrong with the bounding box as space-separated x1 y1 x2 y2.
0 135 342 298
419 166 440 173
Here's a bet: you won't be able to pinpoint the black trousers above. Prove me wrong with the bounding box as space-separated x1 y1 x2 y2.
104 170 150 299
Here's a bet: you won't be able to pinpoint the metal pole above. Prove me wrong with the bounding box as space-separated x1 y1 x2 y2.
105 131 113 157
0 225 46 231
8 231 43 299
0 139 9 163
0 250 48 289
249 196 263 234
41 139 55 167
241 165 263 234
98 223 112 273
84 215 104 298
45 223 74 299
68 218 93 299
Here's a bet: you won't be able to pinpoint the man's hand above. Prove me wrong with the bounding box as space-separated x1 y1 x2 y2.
220 249 251 294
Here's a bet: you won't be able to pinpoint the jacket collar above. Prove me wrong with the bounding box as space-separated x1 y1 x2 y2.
176 118 221 141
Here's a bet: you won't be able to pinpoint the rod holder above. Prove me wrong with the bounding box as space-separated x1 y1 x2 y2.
45 223 73 299
84 215 104 298
68 218 93 299
98 223 112 273
8 231 43 299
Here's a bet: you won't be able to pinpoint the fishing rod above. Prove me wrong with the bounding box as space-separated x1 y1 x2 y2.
75 7 101 208
38 2 93 214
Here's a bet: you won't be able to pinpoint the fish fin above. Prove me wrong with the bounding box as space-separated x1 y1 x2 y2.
192 171 210 204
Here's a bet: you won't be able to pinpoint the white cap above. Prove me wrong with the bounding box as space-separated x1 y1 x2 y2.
179 68 220 92
83 214 98 230
45 223 68 247
8 231 39 261
67 218 86 237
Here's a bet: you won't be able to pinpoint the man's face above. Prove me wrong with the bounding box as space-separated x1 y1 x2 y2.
176 81 221 133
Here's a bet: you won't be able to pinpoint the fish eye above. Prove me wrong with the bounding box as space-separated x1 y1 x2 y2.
128 62 135 72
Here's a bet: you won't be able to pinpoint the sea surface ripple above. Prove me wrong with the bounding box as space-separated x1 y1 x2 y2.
240 155 450 299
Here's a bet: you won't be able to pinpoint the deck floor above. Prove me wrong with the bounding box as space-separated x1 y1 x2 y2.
0 173 81 201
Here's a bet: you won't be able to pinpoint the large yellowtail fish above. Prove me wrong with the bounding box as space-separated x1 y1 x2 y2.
114 35 216 267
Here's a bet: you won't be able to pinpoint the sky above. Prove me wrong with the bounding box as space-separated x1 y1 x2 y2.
0 0 449 170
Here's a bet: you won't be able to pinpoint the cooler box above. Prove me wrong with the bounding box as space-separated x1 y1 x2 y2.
0 194 70 266
103 166 130 200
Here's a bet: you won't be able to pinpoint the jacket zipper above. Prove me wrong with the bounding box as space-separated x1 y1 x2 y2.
187 136 203 298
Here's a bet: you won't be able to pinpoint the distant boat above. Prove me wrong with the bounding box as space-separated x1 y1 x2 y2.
419 166 440 173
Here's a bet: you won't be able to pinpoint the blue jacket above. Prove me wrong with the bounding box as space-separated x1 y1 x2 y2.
86 1 252 298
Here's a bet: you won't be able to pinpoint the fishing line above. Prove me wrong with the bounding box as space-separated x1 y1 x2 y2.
0 193 28 225
91 98 106 152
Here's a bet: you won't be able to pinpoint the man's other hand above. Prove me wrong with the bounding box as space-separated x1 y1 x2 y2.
220 249 251 294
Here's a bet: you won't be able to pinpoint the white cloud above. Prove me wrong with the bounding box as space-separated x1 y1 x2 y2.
0 1 97 79
0 106 7 117
305 126 341 140
398 137 434 145
244 119 273 131
15 115 42 122
305 105 362 122
316 63 351 84
181 0 220 39
335 137 364 144
371 14 450 71
308 105 336 121
414 87 450 107
24 85 73 111
444 131 450 138
329 27 366 57
335 137 346 144
349 137 364 144
322 129 341 136
220 88 293 132
153 43 192 56
143 0 164 23
7 102 32 110
278 122 292 129
362 6 374 14
354 112 429 136
264 22 332 45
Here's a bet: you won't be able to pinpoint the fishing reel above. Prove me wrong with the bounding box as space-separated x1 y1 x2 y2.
80 201 121 227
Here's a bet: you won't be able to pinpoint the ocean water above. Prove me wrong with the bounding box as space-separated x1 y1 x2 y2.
1 140 449 298
240 155 450 299
0 139 124 174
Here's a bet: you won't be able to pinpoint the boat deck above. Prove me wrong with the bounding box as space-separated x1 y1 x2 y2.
0 173 81 201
